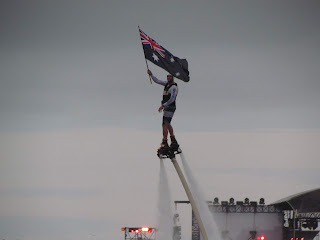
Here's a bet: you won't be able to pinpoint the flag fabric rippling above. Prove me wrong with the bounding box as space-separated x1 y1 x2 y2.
139 28 190 82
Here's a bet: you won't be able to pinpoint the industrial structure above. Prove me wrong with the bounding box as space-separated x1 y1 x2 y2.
175 188 320 240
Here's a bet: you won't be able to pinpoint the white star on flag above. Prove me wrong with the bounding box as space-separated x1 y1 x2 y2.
139 28 189 82
152 53 159 62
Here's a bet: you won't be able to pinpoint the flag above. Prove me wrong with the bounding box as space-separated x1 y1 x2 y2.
139 28 190 82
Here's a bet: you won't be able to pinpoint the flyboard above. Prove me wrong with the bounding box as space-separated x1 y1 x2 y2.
157 147 209 240
157 145 182 159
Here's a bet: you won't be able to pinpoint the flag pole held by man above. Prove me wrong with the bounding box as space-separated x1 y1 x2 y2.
139 27 190 157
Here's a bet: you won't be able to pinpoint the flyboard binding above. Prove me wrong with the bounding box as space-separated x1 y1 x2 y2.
157 145 182 159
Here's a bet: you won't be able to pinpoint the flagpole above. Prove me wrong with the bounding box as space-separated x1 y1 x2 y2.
144 56 152 84
138 26 152 84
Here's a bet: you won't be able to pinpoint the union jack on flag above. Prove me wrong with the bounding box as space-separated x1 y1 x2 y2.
140 29 166 58
139 27 190 82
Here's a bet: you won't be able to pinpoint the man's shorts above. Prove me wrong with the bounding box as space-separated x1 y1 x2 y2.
162 106 176 125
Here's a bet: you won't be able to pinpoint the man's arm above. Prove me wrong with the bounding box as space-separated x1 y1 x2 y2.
147 70 167 86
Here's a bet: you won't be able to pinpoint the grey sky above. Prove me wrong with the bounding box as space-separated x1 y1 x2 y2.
1 0 320 132
1 1 320 240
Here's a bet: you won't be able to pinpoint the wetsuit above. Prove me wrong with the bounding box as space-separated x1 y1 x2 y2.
151 75 178 125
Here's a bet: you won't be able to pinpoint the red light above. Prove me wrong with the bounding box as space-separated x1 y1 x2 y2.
135 230 139 233
261 236 265 240
142 227 149 232
301 238 304 240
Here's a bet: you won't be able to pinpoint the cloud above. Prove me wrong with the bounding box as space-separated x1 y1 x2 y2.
0 127 319 239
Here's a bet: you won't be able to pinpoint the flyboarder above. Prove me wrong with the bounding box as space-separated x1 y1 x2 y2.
147 69 179 153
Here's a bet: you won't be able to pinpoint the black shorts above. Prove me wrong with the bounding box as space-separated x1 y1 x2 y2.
163 116 173 125
162 107 176 125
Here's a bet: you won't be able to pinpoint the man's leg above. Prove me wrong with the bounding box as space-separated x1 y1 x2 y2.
162 124 169 141
163 115 179 150
160 117 170 150
167 124 174 137
167 124 178 150
163 109 175 138
161 109 175 149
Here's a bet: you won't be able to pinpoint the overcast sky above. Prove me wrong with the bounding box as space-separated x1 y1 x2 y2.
1 1 320 240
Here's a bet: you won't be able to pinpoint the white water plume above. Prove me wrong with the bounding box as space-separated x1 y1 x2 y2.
157 159 174 240
180 151 221 240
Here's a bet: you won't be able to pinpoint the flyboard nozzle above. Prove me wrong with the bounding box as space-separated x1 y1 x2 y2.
170 157 209 240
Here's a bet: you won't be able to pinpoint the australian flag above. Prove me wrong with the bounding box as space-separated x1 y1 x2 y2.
139 28 190 82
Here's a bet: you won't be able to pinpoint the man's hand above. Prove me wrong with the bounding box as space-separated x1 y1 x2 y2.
147 69 153 76
158 105 163 112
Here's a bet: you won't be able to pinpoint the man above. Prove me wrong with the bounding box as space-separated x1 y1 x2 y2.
147 69 179 151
